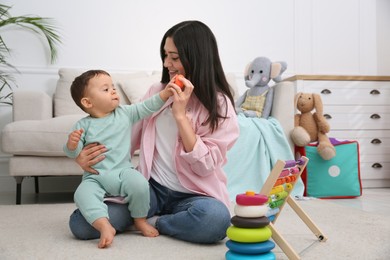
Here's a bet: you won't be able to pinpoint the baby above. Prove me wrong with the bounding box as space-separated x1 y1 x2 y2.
64 70 177 248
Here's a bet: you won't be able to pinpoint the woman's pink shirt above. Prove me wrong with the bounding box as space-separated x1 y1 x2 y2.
131 83 239 207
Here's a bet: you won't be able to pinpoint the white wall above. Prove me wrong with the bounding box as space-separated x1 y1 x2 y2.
2 0 386 75
0 0 389 193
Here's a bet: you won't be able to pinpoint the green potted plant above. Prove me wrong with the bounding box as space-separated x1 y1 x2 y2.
0 4 61 105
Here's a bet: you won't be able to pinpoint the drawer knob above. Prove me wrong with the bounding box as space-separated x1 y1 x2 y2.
370 114 381 119
372 163 382 169
370 89 381 95
320 89 332 94
323 114 332 119
371 138 382 144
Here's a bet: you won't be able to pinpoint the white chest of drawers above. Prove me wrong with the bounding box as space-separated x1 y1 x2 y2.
288 75 390 188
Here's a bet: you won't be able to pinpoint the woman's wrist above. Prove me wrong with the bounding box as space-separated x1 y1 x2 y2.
174 113 188 123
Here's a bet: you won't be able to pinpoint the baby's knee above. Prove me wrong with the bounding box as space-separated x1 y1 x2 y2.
122 172 149 194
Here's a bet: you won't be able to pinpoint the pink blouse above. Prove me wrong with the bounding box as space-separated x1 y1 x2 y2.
131 83 240 207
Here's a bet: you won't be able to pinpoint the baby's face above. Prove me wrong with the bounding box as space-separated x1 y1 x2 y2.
85 74 119 117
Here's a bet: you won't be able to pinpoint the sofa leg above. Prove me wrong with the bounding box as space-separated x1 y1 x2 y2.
34 176 39 194
14 176 24 205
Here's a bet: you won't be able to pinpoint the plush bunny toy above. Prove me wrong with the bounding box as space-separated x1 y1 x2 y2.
235 56 287 118
290 92 336 160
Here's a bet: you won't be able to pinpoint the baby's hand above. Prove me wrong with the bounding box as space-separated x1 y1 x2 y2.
67 129 84 151
160 77 184 101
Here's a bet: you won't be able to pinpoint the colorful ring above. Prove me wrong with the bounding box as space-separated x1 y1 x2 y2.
225 250 276 260
236 192 268 206
234 204 268 218
227 226 272 243
230 215 270 228
226 240 275 255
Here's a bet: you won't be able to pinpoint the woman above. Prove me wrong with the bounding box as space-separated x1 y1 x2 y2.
69 20 239 244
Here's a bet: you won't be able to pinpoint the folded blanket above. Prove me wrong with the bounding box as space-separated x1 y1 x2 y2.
224 114 304 201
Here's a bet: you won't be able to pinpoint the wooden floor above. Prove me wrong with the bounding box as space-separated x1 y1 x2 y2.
0 188 389 218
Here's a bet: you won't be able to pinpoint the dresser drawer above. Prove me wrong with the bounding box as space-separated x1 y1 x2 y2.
324 106 390 130
360 162 390 180
299 81 390 106
329 130 390 180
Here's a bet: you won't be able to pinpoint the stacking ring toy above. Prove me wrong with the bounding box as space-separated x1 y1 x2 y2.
231 215 270 228
226 226 272 243
226 250 276 260
226 240 275 255
234 204 268 218
236 191 268 206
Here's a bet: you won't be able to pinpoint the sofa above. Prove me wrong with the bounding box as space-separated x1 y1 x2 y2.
1 68 296 204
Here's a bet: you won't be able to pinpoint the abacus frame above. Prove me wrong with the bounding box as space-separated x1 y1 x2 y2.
259 156 328 260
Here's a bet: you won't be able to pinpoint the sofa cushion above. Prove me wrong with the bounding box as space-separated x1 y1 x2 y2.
2 114 84 156
119 72 240 103
118 73 162 104
54 68 148 117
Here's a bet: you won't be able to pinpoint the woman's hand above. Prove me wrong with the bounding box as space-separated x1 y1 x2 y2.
170 76 196 152
170 76 194 119
76 143 107 174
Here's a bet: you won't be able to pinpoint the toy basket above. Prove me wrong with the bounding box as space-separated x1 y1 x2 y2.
296 138 362 199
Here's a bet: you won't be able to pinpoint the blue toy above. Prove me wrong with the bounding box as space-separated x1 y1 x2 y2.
226 250 276 260
226 240 275 255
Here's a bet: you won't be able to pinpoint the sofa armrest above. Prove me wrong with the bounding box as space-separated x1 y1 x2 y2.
12 90 53 121
271 81 296 149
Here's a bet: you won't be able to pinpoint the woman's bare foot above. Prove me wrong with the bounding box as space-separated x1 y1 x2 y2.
92 217 116 248
134 218 159 237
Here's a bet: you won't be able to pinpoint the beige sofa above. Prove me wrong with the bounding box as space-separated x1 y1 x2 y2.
1 68 295 204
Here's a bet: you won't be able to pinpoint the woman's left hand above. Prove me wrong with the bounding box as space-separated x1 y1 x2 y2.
170 76 196 152
170 76 194 119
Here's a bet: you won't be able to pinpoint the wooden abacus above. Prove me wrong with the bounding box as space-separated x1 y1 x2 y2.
259 156 327 260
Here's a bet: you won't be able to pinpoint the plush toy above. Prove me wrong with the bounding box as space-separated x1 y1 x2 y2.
235 56 287 119
290 92 336 160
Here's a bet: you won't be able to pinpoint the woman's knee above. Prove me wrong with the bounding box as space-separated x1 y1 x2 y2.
188 198 231 243
69 209 100 240
195 200 231 243
69 203 132 240
106 202 132 231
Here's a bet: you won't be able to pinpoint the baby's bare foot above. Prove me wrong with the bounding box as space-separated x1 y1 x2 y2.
92 218 116 248
98 224 116 248
134 218 159 237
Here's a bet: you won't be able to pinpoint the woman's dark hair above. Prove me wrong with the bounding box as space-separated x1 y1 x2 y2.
160 20 235 132
70 70 110 111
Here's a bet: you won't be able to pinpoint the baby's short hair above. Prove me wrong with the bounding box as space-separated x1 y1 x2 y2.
70 70 110 111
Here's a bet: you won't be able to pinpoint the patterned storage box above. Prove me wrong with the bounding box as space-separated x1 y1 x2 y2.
297 139 362 198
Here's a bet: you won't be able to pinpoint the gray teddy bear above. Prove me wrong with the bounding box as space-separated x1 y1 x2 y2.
236 56 287 119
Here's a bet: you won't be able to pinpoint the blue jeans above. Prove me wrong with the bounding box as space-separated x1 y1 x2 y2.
69 178 231 244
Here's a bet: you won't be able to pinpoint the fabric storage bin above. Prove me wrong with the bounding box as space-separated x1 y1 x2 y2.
296 139 362 198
